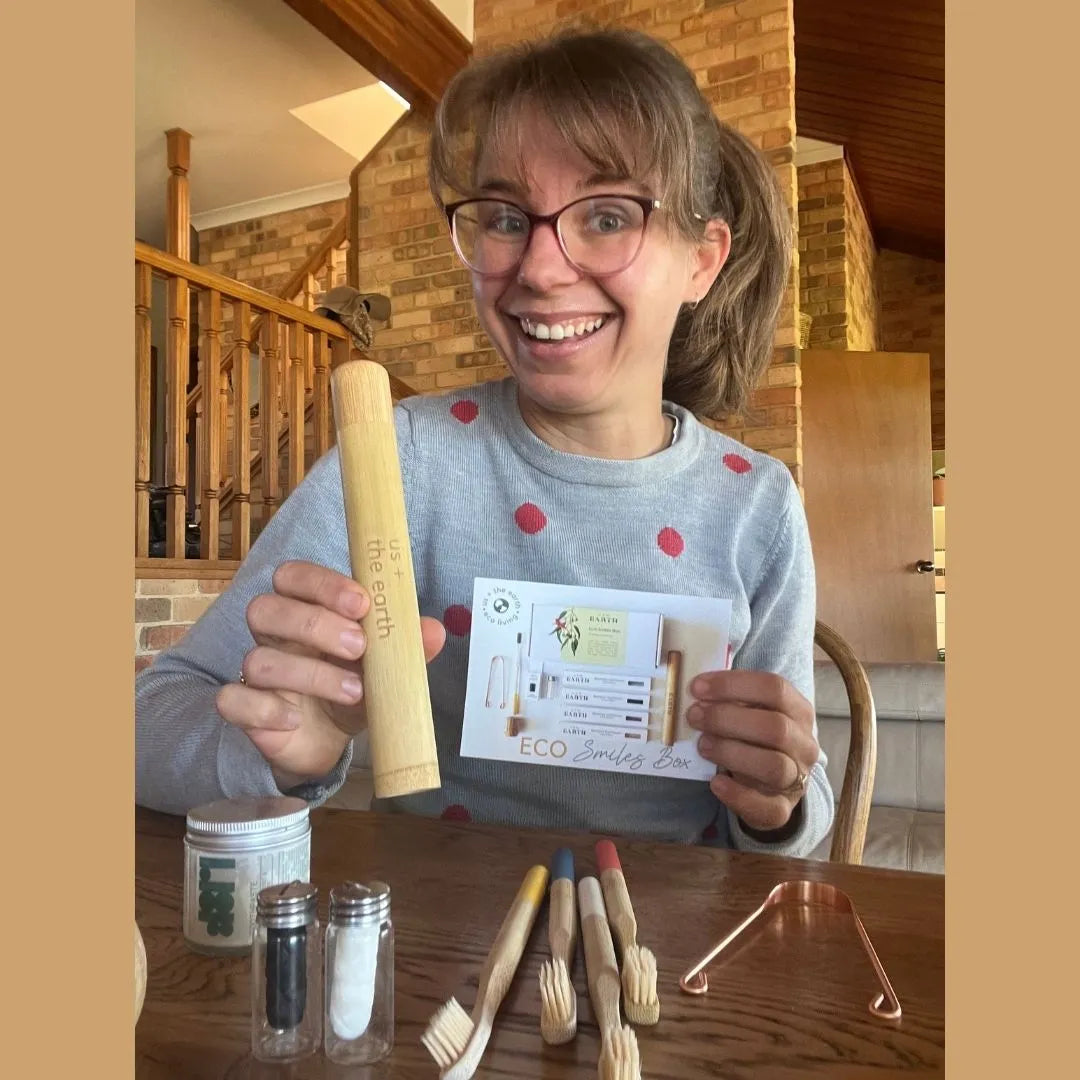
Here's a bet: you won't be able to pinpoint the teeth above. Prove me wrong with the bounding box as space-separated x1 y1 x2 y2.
519 316 605 341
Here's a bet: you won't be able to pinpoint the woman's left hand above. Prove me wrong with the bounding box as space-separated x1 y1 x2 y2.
687 670 819 836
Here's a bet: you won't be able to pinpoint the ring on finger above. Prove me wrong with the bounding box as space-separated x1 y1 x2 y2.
783 764 809 798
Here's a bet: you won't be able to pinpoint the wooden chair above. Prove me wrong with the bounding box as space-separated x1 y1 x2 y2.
814 620 877 865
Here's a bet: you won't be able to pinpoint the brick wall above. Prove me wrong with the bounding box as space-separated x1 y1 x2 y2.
797 159 845 347
844 170 878 351
797 156 878 350
200 2 803 475
197 199 347 297
135 578 230 674
473 0 803 477
353 116 505 393
877 249 946 449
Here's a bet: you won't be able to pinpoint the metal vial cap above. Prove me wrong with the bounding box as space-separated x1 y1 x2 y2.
257 881 319 929
329 881 391 925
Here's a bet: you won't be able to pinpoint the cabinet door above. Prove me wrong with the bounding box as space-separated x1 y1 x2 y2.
801 350 938 663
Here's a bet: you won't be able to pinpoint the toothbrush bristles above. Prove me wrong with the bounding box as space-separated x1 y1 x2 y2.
599 1024 641 1080
421 997 474 1068
622 945 660 1026
539 957 577 1044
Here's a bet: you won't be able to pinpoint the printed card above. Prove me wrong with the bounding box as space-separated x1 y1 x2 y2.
460 577 733 782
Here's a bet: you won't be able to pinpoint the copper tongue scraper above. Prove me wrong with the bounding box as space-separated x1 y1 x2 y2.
678 880 902 1020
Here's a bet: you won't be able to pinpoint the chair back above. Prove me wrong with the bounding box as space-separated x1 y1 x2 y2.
814 620 877 864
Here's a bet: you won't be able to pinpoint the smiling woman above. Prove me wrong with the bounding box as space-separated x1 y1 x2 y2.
135 27 834 860
428 28 791 428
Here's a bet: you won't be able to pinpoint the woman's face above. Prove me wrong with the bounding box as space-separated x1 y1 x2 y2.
467 112 728 418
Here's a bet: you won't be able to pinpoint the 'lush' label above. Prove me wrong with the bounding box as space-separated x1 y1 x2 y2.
197 856 236 938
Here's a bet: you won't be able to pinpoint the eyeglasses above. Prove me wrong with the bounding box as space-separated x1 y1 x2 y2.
443 193 662 277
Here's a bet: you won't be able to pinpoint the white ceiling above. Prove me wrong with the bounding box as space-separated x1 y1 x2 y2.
135 0 474 248
794 136 844 166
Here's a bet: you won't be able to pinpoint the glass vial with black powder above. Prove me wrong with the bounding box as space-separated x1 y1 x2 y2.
325 881 394 1065
251 881 321 1063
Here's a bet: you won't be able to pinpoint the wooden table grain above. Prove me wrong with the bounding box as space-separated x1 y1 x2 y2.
135 807 944 1079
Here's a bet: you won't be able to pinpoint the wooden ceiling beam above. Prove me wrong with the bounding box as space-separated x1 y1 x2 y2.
874 228 944 261
799 112 945 152
795 58 945 107
794 0 944 259
283 0 471 116
796 0 944 31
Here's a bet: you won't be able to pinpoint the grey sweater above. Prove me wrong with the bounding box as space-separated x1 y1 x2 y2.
136 377 833 857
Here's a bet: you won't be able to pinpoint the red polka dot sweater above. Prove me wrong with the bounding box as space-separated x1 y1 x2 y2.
136 378 833 858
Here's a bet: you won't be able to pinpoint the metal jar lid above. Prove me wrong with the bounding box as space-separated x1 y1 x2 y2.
257 881 319 929
329 881 391 924
185 796 309 837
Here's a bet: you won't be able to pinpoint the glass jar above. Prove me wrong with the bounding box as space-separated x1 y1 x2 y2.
324 881 394 1065
183 795 311 956
251 881 322 1063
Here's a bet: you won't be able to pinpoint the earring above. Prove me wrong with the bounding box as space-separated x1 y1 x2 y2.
686 299 699 311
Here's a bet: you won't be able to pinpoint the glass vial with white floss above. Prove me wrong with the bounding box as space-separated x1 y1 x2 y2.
325 881 395 1065
251 881 322 1063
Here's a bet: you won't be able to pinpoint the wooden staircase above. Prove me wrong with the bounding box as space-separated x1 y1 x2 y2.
217 370 418 550
135 223 420 570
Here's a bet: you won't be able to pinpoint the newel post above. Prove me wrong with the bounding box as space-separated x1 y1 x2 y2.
163 128 192 556
165 128 191 259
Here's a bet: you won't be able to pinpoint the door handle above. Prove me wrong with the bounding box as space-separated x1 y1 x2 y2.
915 560 936 574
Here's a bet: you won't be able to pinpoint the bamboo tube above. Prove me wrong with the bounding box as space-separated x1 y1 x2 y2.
331 360 440 799
661 650 682 747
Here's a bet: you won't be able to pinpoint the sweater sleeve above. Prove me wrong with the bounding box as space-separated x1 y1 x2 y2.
725 470 835 859
136 394 419 816
135 448 356 815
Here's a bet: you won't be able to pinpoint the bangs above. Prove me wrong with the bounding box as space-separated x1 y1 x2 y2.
429 31 700 228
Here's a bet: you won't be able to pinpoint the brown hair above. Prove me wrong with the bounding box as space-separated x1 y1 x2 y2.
428 27 792 419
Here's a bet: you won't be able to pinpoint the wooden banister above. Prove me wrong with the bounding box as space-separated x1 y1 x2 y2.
136 243 350 339
231 301 253 560
215 353 417 518
198 289 223 559
287 322 306 495
313 332 331 457
164 276 189 557
165 129 191 260
183 216 347 419
135 264 152 557
136 240 422 563
260 313 282 521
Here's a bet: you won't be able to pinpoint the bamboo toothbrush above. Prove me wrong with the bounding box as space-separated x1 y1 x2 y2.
422 864 549 1080
596 839 660 1026
539 847 578 1044
579 876 641 1080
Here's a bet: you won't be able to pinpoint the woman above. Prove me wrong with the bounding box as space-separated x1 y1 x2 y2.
136 28 833 857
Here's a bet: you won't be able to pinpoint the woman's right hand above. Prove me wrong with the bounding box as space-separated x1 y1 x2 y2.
215 560 447 791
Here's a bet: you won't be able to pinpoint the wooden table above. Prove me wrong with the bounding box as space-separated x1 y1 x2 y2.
136 807 944 1078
